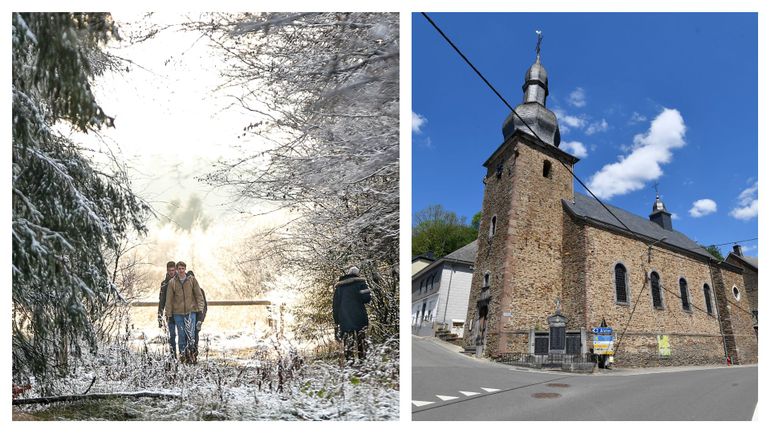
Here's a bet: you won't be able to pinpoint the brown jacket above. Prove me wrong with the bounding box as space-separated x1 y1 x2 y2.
164 274 205 318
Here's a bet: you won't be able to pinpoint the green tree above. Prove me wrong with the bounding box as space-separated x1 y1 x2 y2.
702 244 725 261
471 211 482 231
412 205 477 258
12 13 148 387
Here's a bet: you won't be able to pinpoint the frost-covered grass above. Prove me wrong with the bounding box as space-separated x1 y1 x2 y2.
14 330 399 420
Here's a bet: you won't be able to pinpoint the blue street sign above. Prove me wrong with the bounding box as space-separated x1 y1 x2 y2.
594 335 613 342
592 327 613 334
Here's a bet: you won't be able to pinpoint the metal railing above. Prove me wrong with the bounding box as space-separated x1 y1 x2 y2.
497 352 594 369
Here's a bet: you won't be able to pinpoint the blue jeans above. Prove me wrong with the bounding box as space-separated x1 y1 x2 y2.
167 317 177 355
172 312 197 356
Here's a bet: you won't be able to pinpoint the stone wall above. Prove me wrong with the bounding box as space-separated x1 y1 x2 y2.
561 212 588 331
715 265 758 364
581 224 725 366
463 132 575 356
611 333 725 367
726 255 758 316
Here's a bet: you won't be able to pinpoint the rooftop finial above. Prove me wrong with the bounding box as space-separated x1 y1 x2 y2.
535 30 543 61
654 181 660 198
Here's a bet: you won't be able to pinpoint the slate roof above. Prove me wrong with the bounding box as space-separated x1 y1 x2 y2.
563 192 713 260
743 256 758 268
728 253 758 270
444 239 478 264
412 240 478 282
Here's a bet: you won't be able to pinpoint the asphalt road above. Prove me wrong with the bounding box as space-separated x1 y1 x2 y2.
412 336 757 421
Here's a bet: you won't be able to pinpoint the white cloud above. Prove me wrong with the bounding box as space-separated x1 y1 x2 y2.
585 119 609 135
561 140 588 158
587 108 687 199
671 212 680 220
554 108 586 133
412 111 427 134
568 87 586 108
689 199 717 217
729 181 758 220
629 111 647 124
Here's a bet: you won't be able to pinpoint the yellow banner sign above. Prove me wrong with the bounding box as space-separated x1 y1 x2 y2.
657 334 671 357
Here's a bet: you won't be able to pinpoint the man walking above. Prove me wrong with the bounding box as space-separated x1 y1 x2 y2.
164 261 205 363
332 266 371 362
186 270 208 362
157 261 177 356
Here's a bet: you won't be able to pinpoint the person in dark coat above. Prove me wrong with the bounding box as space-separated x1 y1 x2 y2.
157 260 177 356
332 266 371 361
187 270 208 361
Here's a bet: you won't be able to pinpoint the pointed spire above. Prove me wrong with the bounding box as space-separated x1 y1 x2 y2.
501 29 561 146
522 30 549 105
649 189 673 230
652 193 667 212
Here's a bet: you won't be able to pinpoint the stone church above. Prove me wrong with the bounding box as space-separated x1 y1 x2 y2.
462 45 758 367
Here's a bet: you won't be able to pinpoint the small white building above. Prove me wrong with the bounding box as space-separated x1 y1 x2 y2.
411 240 477 337
412 254 435 276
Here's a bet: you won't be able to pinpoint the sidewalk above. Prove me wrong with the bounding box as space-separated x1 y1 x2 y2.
416 336 757 377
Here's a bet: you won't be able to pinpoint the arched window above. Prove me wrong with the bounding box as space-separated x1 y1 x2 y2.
489 215 497 237
732 285 741 301
703 284 714 316
650 272 663 309
679 278 691 311
614 264 628 304
483 272 490 288
543 160 552 178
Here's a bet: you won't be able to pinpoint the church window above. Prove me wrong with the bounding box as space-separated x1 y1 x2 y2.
483 272 490 288
650 272 663 309
496 162 504 179
614 263 628 304
489 215 497 237
543 160 552 178
732 285 741 301
679 278 691 311
703 284 714 316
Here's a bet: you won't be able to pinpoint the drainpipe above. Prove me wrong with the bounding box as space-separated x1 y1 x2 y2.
442 264 455 328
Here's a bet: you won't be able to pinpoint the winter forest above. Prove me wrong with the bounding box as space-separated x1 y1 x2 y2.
12 12 399 420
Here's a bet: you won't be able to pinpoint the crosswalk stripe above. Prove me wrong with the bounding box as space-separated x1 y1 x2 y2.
436 394 459 401
481 387 501 393
412 400 434 407
459 391 481 396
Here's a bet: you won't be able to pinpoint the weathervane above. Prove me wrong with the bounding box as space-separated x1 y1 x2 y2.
654 181 660 198
535 30 543 60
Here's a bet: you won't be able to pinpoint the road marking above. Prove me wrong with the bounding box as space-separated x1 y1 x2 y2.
412 400 434 407
753 403 758 421
481 387 500 393
459 391 481 396
436 395 459 401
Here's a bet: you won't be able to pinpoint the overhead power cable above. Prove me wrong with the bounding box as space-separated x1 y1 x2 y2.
420 13 757 355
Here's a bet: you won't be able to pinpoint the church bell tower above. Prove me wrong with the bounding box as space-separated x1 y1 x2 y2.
464 31 580 357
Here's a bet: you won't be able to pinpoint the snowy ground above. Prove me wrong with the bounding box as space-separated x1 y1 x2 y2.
13 329 399 420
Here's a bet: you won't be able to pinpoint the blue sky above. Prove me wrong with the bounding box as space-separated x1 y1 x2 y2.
412 12 758 257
